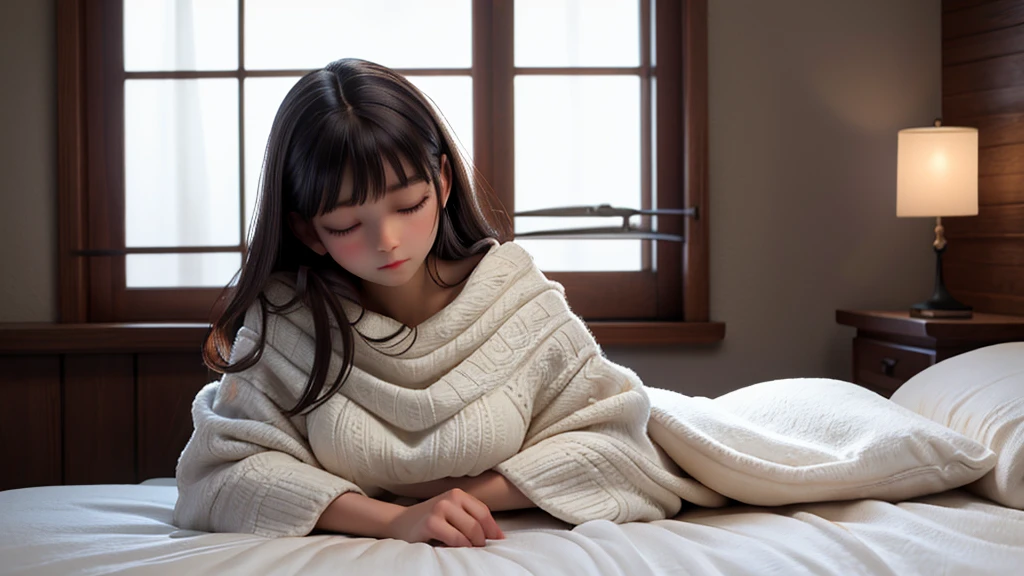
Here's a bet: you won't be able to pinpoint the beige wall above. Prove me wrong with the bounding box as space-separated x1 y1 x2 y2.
0 0 57 322
0 0 939 394
606 0 939 395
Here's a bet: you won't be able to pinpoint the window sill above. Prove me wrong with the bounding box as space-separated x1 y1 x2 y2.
0 320 726 354
588 321 726 346
0 323 209 354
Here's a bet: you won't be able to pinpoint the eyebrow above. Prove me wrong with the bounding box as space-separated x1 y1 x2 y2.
333 175 427 208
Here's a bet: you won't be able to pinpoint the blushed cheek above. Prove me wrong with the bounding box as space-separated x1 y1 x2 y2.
409 210 439 243
333 237 366 264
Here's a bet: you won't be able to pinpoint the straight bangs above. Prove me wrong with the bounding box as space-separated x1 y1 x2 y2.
287 91 440 220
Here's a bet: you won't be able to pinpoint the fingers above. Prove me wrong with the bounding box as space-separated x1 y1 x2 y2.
440 500 487 546
426 516 474 548
453 491 504 540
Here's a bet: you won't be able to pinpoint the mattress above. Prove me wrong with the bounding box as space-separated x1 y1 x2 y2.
1 480 1022 575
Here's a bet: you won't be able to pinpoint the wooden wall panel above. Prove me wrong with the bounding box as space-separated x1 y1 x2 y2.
943 0 1024 316
944 85 1024 117
977 174 1024 205
947 237 1024 266
968 113 1024 147
978 142 1024 175
63 354 135 484
943 0 1024 40
945 204 1024 236
0 356 62 490
136 353 213 481
945 24 1024 64
944 52 1024 95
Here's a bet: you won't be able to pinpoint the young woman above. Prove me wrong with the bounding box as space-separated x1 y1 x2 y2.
173 58 720 548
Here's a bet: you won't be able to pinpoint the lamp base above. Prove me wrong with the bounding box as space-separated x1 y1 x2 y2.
911 231 973 319
909 305 972 319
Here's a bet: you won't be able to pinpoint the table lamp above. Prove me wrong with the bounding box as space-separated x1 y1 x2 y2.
896 120 978 319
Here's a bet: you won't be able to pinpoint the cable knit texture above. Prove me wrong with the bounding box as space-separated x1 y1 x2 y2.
173 242 724 537
174 241 995 538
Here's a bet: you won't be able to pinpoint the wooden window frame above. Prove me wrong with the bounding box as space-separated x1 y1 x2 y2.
57 0 722 344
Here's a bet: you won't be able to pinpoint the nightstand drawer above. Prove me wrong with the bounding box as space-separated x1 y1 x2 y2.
853 338 935 394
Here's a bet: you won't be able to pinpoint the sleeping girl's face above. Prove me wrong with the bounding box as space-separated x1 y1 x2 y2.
289 156 451 288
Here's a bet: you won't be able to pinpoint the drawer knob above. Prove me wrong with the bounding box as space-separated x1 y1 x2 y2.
880 357 898 376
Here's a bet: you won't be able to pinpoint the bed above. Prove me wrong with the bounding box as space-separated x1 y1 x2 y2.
2 343 1023 575
0 479 1021 576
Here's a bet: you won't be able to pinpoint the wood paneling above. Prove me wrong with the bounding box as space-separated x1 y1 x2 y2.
944 203 1024 236
0 338 222 489
136 353 213 482
63 354 135 484
946 290 1024 315
946 237 1024 266
943 0 1024 40
944 23 1024 65
978 142 1024 175
0 356 62 490
0 323 209 354
944 52 1024 95
945 261 1024 295
944 85 1024 117
978 173 1024 205
945 0 1000 13
964 113 1024 149
943 0 1024 316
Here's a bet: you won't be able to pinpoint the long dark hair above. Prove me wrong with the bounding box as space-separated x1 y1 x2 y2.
203 58 512 417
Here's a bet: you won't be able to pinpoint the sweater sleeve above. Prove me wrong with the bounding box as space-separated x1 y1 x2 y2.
493 355 723 525
173 321 364 538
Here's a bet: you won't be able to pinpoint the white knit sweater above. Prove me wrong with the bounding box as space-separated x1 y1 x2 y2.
173 242 723 538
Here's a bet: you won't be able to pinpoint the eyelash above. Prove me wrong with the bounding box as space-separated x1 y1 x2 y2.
327 195 430 236
398 195 430 214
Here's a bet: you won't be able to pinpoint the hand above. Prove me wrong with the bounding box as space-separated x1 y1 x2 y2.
387 488 505 547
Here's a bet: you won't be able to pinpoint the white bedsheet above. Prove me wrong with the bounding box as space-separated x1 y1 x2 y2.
1 480 1022 576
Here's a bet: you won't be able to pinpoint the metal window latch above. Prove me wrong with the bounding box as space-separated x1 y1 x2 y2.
513 203 699 243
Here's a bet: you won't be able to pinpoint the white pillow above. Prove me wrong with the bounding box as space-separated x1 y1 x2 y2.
891 342 1024 508
647 378 996 506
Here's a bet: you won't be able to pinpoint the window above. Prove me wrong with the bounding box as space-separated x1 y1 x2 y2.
58 0 715 341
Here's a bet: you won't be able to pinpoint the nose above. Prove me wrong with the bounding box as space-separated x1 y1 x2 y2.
376 218 400 252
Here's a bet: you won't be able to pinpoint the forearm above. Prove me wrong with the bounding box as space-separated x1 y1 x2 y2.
386 471 535 512
460 471 535 511
314 492 405 538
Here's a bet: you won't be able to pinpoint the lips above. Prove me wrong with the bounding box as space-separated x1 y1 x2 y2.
378 259 409 270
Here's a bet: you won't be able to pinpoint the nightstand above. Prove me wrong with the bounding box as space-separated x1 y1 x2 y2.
836 310 1024 398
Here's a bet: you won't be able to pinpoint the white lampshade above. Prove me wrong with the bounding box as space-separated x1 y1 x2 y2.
896 126 978 217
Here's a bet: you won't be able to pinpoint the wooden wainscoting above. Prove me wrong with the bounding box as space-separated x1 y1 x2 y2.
942 0 1024 315
0 324 213 491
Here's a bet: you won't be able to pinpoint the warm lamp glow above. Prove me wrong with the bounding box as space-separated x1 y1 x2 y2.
896 126 978 217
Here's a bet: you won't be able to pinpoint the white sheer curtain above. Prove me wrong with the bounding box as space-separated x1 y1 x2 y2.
124 0 240 287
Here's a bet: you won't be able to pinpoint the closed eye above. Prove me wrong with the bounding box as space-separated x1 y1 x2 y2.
326 223 359 236
324 195 430 236
398 195 430 214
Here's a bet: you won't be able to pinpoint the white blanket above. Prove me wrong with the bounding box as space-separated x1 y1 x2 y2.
2 481 1023 576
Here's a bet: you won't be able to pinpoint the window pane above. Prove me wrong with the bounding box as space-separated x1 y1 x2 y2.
125 79 240 247
245 0 471 70
244 77 299 240
124 0 237 71
126 253 241 288
515 76 641 271
515 0 639 68
406 76 474 161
